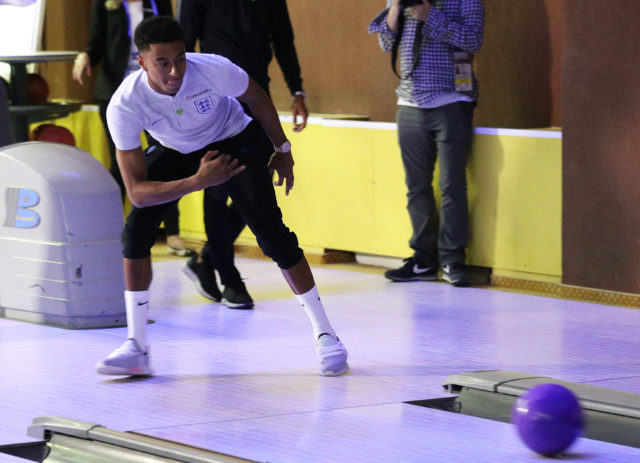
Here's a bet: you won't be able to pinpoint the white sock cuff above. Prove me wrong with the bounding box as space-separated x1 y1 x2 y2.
295 286 336 339
125 290 150 306
124 290 150 348
295 285 320 305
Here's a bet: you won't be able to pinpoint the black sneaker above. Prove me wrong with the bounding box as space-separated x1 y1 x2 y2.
384 257 438 282
182 255 222 302
222 282 254 309
442 263 470 287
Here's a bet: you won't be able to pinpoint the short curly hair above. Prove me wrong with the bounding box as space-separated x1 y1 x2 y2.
134 16 185 53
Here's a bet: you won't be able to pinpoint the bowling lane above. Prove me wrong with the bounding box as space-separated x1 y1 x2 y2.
144 402 639 463
1 257 639 461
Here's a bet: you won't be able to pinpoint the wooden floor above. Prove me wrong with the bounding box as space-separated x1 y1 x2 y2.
1 252 639 462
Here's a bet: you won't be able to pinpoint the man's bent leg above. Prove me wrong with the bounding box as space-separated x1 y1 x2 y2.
97 203 168 377
227 140 348 375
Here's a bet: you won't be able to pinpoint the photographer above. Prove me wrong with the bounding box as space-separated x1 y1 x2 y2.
369 0 484 287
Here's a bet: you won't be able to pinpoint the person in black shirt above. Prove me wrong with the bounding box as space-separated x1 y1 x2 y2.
178 0 309 309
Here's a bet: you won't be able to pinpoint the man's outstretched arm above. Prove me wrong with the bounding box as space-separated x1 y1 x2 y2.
116 147 245 208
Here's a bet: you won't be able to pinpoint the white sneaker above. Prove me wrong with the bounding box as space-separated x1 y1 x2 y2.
317 334 349 376
96 339 153 376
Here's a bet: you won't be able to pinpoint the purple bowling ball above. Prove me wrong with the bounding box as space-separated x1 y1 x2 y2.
511 383 584 456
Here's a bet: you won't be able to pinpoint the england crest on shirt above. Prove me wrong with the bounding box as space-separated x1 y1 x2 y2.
194 96 213 114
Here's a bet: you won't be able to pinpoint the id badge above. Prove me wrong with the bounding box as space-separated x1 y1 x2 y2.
454 52 473 92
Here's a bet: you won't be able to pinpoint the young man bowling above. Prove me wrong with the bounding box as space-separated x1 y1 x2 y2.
97 16 348 377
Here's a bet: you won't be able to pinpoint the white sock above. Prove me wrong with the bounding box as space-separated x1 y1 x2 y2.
295 285 336 340
124 290 149 349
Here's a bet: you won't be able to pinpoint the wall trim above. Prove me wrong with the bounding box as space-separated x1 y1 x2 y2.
491 275 640 309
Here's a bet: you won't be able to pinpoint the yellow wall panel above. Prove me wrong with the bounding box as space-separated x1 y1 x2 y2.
43 109 562 281
370 129 413 257
178 190 204 236
468 132 561 278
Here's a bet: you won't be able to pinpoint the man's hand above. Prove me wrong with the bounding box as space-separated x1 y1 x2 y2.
408 0 432 22
292 95 308 133
196 150 245 188
268 151 294 195
72 52 91 86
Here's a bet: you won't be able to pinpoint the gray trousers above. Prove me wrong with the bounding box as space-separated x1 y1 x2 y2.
396 102 474 267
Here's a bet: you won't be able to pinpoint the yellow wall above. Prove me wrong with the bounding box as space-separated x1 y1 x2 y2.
238 120 562 282
38 110 562 282
467 129 562 281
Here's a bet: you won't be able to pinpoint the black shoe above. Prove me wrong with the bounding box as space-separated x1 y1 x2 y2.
442 263 470 287
222 282 254 309
384 257 438 282
182 255 222 301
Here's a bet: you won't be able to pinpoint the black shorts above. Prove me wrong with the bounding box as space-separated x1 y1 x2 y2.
122 121 303 269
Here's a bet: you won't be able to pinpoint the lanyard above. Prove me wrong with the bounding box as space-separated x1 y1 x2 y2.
391 14 424 81
122 0 159 38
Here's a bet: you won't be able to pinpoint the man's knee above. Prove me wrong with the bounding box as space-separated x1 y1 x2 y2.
121 225 156 259
256 229 303 269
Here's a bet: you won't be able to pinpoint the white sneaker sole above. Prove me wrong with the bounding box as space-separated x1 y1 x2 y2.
96 362 153 377
320 360 349 376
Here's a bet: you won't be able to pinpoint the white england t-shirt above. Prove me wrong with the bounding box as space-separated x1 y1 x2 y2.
107 52 252 153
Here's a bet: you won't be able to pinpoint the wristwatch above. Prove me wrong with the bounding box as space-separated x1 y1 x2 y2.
275 140 291 153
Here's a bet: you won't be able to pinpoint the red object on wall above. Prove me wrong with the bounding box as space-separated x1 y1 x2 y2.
30 123 76 146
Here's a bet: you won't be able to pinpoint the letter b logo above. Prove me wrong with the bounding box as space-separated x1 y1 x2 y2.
3 187 41 228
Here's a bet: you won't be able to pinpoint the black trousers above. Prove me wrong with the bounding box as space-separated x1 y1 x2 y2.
121 122 303 272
